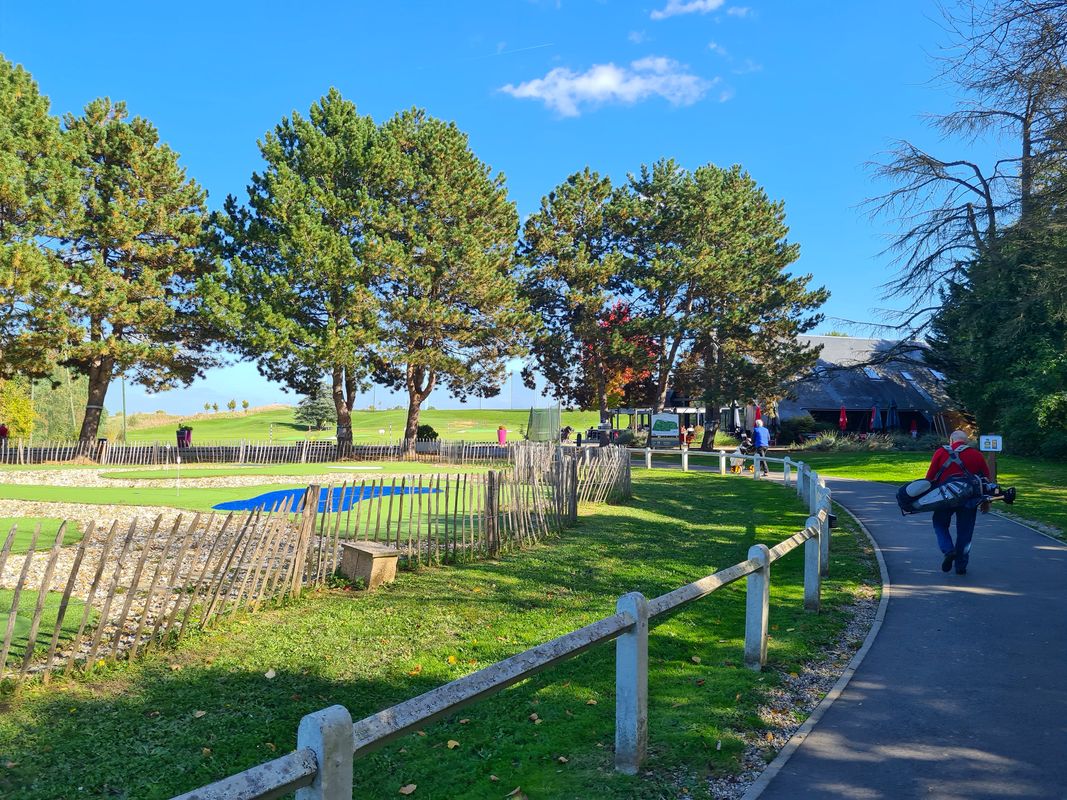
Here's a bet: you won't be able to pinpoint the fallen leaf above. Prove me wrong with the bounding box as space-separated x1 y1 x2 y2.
193 710 206 719
557 755 568 763
585 699 597 706
169 664 182 671
765 732 774 742
565 709 574 717
416 730 427 737
399 784 417 795
506 788 523 798
468 659 478 665
447 740 460 749
408 664 423 675
459 719 470 724
696 679 705 686
472 587 482 593
670 702 684 708
788 671 799 679
786 627 796 632
489 775 499 782
4 761 18 769
265 742 276 751
201 748 212 757
534 718 542 724
264 669 276 680
691 656 701 664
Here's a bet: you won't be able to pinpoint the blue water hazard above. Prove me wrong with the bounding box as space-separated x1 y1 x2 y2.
212 484 439 513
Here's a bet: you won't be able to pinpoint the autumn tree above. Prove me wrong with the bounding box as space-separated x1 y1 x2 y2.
367 109 534 451
520 168 630 419
59 98 217 444
0 57 76 378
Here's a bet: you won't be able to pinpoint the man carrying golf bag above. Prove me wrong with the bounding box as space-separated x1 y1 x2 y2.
922 431 990 575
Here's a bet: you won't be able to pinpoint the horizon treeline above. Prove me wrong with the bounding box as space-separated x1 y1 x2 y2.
0 57 825 450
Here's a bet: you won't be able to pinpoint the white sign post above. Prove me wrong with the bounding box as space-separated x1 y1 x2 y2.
649 413 680 448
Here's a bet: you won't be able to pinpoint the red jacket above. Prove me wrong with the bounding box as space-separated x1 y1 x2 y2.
925 442 990 482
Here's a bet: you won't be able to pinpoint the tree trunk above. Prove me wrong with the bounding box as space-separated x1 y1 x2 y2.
332 366 353 450
596 369 609 423
78 356 114 446
699 417 720 451
404 365 436 455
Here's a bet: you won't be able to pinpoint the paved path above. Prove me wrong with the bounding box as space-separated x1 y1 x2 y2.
758 478 1067 800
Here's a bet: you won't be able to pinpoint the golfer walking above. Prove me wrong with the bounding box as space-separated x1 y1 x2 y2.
752 419 770 476
925 430 990 575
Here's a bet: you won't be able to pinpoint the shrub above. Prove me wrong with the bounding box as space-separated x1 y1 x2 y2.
1040 431 1067 459
417 424 439 441
779 413 817 445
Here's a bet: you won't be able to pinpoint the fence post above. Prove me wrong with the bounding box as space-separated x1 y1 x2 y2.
808 470 818 514
783 456 791 486
486 471 499 555
819 485 831 577
293 484 320 596
569 457 579 522
681 445 688 472
804 515 821 612
644 446 652 469
295 705 354 800
744 544 770 671
752 451 760 479
718 449 726 475
614 591 648 775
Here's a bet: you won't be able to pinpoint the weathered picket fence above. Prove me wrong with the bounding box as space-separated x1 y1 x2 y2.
0 448 631 682
172 458 834 799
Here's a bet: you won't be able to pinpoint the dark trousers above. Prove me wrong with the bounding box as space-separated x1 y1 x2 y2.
932 506 978 569
756 446 769 474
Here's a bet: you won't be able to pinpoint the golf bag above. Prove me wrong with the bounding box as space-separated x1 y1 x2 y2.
896 445 984 515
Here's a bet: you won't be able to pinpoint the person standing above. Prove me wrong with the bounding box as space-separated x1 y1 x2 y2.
0 422 8 450
925 430 990 575
752 419 770 475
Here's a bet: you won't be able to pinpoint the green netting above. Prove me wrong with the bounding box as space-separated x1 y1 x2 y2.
526 406 561 442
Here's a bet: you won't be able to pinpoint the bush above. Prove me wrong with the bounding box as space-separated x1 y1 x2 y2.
778 414 817 445
417 424 439 441
615 429 636 446
1040 431 1067 459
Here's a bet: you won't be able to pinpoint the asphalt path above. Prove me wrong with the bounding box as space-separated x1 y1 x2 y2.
756 477 1067 800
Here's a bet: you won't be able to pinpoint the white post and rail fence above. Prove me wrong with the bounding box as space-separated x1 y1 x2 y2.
173 460 835 800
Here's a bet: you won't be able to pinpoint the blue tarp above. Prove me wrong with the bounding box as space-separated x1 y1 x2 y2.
213 484 438 513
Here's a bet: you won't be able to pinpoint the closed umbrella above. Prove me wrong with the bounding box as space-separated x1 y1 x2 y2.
730 402 742 433
887 401 900 431
870 404 882 432
839 405 848 432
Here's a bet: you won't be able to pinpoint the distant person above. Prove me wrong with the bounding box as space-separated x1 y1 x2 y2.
576 431 583 449
752 419 770 475
925 430 990 575
0 422 8 448
497 425 507 446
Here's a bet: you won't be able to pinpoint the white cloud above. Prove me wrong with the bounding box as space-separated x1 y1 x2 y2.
651 0 725 20
726 6 752 17
708 40 729 57
628 30 648 44
732 57 762 74
500 56 714 117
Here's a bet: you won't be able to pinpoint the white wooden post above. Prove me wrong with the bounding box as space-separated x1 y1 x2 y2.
808 470 818 514
644 446 652 469
615 591 648 775
744 544 770 671
718 449 727 475
819 485 831 577
752 452 760 479
783 456 791 486
804 515 821 612
795 462 804 498
681 445 689 472
296 705 353 800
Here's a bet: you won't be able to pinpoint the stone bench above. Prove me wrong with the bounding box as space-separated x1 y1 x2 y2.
339 541 400 590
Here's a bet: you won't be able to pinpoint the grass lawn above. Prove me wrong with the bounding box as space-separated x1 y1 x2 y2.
0 589 90 667
0 482 311 514
0 518 83 554
123 408 601 444
791 450 1067 534
100 462 491 481
0 470 877 800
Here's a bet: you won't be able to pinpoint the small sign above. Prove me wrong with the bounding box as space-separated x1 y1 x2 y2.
979 435 1002 452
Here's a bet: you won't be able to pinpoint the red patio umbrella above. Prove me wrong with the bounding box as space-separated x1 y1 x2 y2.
839 406 847 432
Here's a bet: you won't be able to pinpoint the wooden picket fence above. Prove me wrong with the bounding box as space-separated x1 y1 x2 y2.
0 447 631 681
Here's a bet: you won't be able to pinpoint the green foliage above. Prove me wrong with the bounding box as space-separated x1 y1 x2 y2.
778 413 817 445
415 424 438 441
369 108 535 443
208 88 378 446
57 97 218 441
26 368 107 440
0 379 35 437
226 399 236 412
0 57 76 379
294 383 337 431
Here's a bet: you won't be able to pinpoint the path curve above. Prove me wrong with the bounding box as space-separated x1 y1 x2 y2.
755 477 1067 800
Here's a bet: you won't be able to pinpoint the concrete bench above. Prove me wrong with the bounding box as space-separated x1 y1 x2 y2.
339 541 400 590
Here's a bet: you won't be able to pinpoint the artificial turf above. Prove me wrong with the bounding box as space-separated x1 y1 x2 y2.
0 518 83 554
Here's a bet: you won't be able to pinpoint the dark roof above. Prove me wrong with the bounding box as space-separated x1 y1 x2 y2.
778 335 950 417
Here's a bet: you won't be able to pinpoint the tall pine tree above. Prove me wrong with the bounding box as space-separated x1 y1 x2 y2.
368 109 535 451
60 98 217 443
208 89 378 448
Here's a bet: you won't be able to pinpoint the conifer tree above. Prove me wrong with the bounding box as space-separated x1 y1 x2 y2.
208 89 378 448
368 109 535 451
0 57 76 378
59 98 217 444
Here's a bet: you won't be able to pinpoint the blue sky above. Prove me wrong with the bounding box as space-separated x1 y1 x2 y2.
2 1 1001 415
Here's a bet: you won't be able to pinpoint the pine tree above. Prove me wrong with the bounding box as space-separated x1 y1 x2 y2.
295 383 337 431
59 98 218 443
367 109 535 451
0 57 77 378
208 89 378 448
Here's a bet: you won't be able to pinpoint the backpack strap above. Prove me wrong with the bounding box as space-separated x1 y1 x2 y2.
932 444 974 483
